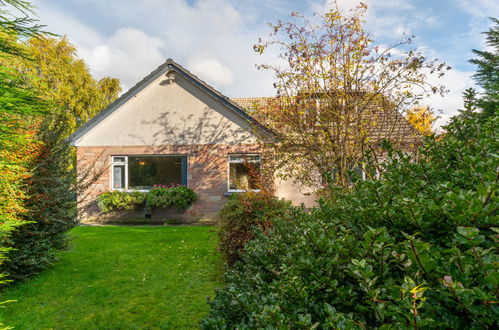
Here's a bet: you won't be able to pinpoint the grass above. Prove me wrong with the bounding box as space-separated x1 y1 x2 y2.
0 225 221 329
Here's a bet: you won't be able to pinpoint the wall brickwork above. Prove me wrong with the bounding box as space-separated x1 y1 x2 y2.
77 144 263 223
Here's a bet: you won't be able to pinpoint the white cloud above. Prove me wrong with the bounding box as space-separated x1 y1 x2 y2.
78 27 166 91
423 68 474 128
456 0 499 18
187 57 234 86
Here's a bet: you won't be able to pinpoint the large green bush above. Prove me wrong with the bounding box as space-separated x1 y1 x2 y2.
217 192 292 266
202 109 498 328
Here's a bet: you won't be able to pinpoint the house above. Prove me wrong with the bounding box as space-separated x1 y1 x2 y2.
70 59 316 223
70 59 420 223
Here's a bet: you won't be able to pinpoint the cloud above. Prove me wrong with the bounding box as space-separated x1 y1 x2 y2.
187 57 234 86
416 67 473 129
78 27 166 91
456 0 499 18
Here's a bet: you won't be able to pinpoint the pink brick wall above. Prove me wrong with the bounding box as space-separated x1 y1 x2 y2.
76 144 263 222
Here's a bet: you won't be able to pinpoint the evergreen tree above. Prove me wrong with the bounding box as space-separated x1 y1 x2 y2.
469 17 498 117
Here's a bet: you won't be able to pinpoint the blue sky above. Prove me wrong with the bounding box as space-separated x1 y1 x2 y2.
31 0 498 126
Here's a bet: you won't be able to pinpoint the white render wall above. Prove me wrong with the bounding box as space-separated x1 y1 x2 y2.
74 73 257 147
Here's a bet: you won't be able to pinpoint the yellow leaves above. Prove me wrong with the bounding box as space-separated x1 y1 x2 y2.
406 106 436 136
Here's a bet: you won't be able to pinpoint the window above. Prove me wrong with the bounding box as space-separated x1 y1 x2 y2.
111 155 187 191
228 154 261 192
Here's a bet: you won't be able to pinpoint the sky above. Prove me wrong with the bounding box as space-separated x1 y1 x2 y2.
31 0 498 127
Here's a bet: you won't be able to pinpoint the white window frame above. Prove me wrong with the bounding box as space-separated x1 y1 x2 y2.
227 153 262 193
111 156 128 191
110 155 188 192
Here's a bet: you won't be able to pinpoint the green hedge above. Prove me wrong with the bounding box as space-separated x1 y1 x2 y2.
202 109 498 328
97 186 197 213
147 186 198 210
217 192 292 266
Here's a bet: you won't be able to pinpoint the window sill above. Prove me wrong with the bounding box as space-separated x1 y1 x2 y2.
224 189 261 197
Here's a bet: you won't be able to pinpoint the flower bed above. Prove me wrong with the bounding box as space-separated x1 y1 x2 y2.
97 185 197 214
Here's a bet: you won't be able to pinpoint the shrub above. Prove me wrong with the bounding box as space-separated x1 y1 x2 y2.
147 185 197 210
98 191 146 213
217 192 292 266
3 117 79 281
97 186 197 213
202 109 498 328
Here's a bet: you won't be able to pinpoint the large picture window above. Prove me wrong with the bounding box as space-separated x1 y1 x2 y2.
111 155 187 191
228 154 261 192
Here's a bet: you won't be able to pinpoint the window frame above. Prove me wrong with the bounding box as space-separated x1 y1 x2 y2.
111 156 128 191
227 153 262 193
110 155 188 192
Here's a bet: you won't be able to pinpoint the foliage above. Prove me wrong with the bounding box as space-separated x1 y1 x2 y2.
98 186 197 213
0 1 49 327
147 185 198 210
406 106 436 136
98 191 146 213
3 36 121 136
0 16 121 281
253 2 446 187
0 0 47 56
202 108 498 328
0 226 220 328
2 116 78 281
217 192 292 266
469 17 498 117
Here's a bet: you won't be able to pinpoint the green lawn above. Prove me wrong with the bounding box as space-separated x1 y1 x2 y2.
0 225 221 329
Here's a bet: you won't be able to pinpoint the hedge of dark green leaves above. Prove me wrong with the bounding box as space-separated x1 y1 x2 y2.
202 109 498 328
147 186 198 210
98 186 197 213
218 192 292 265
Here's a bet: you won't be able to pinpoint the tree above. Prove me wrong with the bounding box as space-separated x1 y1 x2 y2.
406 106 435 136
253 2 448 187
1 36 121 280
469 17 498 117
5 36 121 136
0 1 49 318
0 5 121 280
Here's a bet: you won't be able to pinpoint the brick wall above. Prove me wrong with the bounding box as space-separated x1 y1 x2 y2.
76 144 263 223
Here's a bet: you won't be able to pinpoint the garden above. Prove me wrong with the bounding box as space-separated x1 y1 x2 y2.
0 0 497 329
0 226 220 329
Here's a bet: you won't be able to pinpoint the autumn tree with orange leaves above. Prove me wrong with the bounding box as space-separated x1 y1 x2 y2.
253 1 449 187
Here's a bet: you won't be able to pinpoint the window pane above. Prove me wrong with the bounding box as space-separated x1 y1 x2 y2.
229 162 260 190
113 156 126 163
128 156 184 190
113 165 125 189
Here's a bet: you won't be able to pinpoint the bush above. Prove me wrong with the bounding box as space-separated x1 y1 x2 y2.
202 110 498 328
97 186 197 213
147 185 197 210
217 192 292 266
98 191 146 213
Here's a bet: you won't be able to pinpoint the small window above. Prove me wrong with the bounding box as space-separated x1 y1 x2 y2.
228 154 261 192
113 164 126 189
111 155 187 191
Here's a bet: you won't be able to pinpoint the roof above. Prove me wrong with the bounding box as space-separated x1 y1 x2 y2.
69 59 274 145
231 96 422 146
230 97 273 110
